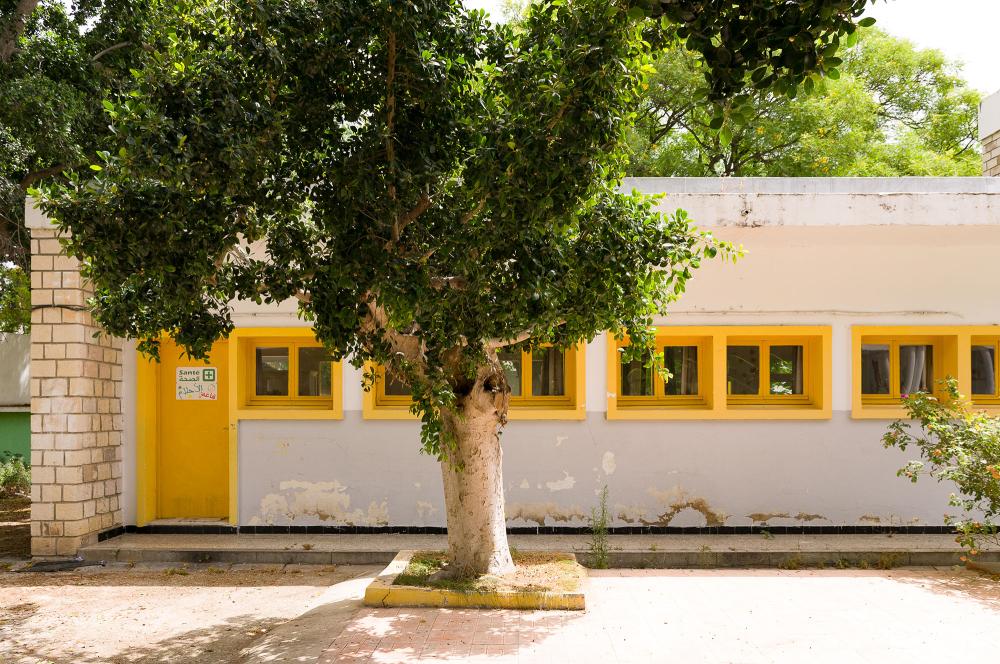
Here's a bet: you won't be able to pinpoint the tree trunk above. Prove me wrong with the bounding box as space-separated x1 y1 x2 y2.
439 364 514 578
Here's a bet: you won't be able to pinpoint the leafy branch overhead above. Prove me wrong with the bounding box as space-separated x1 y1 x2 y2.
34 0 873 457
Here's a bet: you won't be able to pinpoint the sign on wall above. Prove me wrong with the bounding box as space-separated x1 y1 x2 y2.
176 367 218 401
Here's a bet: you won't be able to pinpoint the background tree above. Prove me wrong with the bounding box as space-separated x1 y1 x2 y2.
0 0 148 327
629 27 981 176
35 0 873 577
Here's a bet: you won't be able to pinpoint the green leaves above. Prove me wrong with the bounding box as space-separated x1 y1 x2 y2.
884 379 1000 554
34 0 873 457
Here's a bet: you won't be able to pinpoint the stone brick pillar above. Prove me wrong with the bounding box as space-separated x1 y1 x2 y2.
25 202 123 557
980 90 1000 176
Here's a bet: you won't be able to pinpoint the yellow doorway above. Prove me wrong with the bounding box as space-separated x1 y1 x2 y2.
155 340 230 518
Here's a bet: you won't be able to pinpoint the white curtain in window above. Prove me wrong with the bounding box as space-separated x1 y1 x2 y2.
899 345 929 394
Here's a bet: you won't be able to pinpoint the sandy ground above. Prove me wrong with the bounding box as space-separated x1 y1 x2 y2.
328 567 1000 663
0 562 381 663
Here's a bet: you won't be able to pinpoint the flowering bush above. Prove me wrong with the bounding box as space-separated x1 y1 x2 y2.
883 378 1000 557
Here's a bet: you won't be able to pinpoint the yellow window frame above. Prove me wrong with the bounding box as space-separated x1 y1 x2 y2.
726 337 814 406
858 335 945 406
363 345 586 420
607 326 831 420
971 336 1000 405
851 326 970 420
616 336 710 408
232 328 343 420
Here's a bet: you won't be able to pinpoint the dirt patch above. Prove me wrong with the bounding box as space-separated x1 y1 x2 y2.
394 551 585 594
0 495 30 560
0 562 380 663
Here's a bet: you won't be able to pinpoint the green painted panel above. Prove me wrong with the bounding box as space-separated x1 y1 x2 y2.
0 412 30 460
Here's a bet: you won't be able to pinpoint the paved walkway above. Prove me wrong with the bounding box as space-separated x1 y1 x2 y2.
322 568 1000 663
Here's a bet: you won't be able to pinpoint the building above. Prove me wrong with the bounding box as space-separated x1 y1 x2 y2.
22 93 1000 557
0 332 29 460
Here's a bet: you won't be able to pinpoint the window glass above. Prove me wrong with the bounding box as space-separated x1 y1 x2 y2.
298 347 332 397
899 344 933 395
727 346 759 395
620 358 654 396
498 350 522 396
972 345 996 395
531 348 565 396
663 346 698 396
255 347 289 396
861 344 890 395
770 345 803 395
383 372 410 396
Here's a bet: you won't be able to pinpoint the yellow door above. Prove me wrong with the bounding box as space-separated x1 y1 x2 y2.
157 340 229 518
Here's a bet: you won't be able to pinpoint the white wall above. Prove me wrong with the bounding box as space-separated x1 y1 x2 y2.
119 181 1000 527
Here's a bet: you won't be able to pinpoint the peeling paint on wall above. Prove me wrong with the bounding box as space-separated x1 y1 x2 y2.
615 504 647 524
545 472 576 492
645 487 727 527
519 478 530 489
601 452 616 476
555 436 568 447
416 501 438 522
506 502 587 527
250 480 389 526
858 514 882 524
747 512 790 524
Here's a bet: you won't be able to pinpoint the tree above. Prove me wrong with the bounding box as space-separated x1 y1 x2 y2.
35 0 873 577
0 0 150 326
0 263 29 333
884 380 1000 557
629 27 981 177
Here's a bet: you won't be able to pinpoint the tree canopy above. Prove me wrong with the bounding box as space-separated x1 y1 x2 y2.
628 26 982 176
29 0 874 574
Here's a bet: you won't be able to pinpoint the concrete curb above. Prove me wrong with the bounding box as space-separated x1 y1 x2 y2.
362 550 586 610
79 545 996 568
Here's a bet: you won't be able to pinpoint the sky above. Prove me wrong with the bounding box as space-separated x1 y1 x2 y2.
465 0 1000 95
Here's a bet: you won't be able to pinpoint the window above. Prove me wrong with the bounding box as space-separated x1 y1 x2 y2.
858 337 941 405
617 339 707 407
608 327 830 420
971 337 1000 404
243 337 339 410
365 346 585 420
851 327 970 419
726 340 809 405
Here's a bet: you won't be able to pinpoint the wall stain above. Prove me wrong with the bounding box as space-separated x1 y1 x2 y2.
747 512 791 524
252 480 388 526
645 487 728 527
795 512 826 522
859 514 882 524
506 502 587 527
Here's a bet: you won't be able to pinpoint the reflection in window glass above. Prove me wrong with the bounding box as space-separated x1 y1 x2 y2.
663 346 698 396
498 351 522 397
899 345 933 395
972 345 996 396
727 346 759 395
861 344 890 395
770 345 803 395
256 347 289 396
383 371 410 396
726 346 760 394
620 358 654 396
298 347 332 397
532 348 565 396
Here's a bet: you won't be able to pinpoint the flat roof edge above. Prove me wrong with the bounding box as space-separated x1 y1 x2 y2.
622 177 1000 195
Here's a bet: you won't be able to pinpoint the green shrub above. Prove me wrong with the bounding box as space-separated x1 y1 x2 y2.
883 379 1000 556
0 453 30 497
588 485 610 569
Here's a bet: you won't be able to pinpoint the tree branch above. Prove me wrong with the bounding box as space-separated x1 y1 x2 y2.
389 192 431 246
0 0 38 63
19 163 69 190
91 41 131 62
